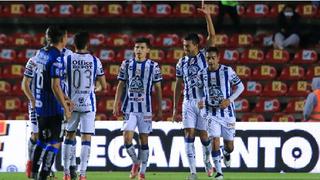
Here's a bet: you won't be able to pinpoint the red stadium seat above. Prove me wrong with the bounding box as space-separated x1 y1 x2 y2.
241 113 265 122
66 33 74 46
8 112 28 120
254 33 273 47
8 33 32 46
292 49 318 64
154 33 180 47
116 49 134 62
265 49 290 64
51 4 75 17
149 49 165 62
161 65 175 80
89 33 105 47
287 81 311 97
262 81 288 97
0 81 11 95
0 49 16 62
214 34 229 47
268 4 285 18
229 34 253 47
2 4 26 17
234 98 249 112
239 49 264 64
97 98 106 113
162 113 173 121
2 64 24 79
236 5 246 17
278 65 305 80
252 65 277 80
162 98 173 113
31 33 46 47
125 3 147 17
0 113 5 120
306 66 320 80
106 33 130 47
166 49 184 63
11 82 23 96
235 65 251 80
173 4 196 17
242 81 263 96
16 49 37 63
206 4 219 16
96 82 111 97
106 98 115 112
96 113 107 120
100 4 123 17
149 4 172 17
106 64 120 80
220 49 239 64
75 4 99 17
245 4 269 18
0 33 7 46
162 82 174 97
253 98 280 113
96 49 115 62
4 97 21 111
284 98 305 113
272 113 295 122
26 4 50 17
295 4 317 17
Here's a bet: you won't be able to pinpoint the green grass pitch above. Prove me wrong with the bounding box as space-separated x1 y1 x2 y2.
0 172 320 180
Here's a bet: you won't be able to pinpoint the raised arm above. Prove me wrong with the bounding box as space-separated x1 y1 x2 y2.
198 4 216 47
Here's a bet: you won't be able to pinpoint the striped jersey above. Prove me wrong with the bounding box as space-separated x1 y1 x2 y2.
61 48 73 94
176 50 207 101
33 46 65 117
64 52 104 112
199 65 242 119
118 58 162 113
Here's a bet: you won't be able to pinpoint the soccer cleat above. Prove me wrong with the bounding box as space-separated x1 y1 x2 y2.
26 160 32 178
70 166 77 180
214 172 224 179
49 171 57 180
223 152 231 168
63 174 71 180
129 163 140 179
204 161 214 177
78 175 86 180
138 173 145 180
185 173 198 180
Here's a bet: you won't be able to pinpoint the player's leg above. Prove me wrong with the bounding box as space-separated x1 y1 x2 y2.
26 107 39 178
221 122 236 168
69 138 77 180
209 120 223 179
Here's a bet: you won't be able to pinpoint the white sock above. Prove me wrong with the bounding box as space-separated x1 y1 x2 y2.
80 141 91 176
139 144 149 174
201 140 211 163
71 140 77 167
185 137 196 174
28 138 37 161
125 144 139 164
62 139 74 175
212 150 222 174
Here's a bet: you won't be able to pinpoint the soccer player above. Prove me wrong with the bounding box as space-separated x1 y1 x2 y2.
198 47 244 179
30 26 72 180
172 5 216 180
113 37 163 180
62 31 107 180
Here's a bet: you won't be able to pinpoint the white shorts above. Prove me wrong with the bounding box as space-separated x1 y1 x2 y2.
121 112 152 134
28 106 38 133
66 111 96 134
207 116 236 141
182 99 207 131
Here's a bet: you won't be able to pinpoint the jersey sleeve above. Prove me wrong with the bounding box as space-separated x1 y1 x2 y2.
96 58 105 77
176 58 183 78
24 58 36 78
152 62 162 83
117 60 128 81
228 67 242 86
50 54 63 78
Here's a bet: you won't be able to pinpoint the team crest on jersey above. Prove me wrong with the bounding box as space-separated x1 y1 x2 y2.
208 86 224 106
210 77 217 85
129 76 144 93
79 97 84 104
187 65 199 76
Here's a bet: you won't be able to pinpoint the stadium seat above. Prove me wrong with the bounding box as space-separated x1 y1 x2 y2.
205 4 219 16
2 64 25 79
287 81 311 97
166 49 184 63
116 49 134 62
2 4 26 16
220 49 239 64
252 65 277 80
253 98 280 113
154 33 180 47
292 49 318 64
234 98 249 112
236 5 246 17
0 81 11 95
295 4 317 17
8 112 28 120
265 49 290 64
162 113 173 121
262 81 288 97
149 49 165 62
21 99 28 112
8 33 32 46
235 65 251 80
305 66 320 80
173 4 196 17
100 4 123 16
105 33 130 47
161 65 175 80
214 34 229 47
254 33 273 47
0 33 7 46
96 113 107 121
97 98 106 113
162 82 174 97
0 49 16 62
96 49 115 62
31 33 46 47
125 3 147 17
66 33 74 46
239 49 264 64
268 4 285 17
278 65 305 80
11 82 23 96
4 97 21 111
245 4 269 17
241 113 265 122
51 4 75 17
75 4 99 17
105 64 120 80
96 82 111 97
16 49 37 63
162 98 173 113
242 81 263 96
26 3 50 17
229 34 253 47
89 33 105 47
149 4 172 17
0 113 5 120
284 98 305 113
106 98 115 112
272 113 295 122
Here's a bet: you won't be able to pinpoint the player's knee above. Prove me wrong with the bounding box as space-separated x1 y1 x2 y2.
66 131 76 139
224 142 234 153
184 128 195 138
139 134 148 145
81 133 91 142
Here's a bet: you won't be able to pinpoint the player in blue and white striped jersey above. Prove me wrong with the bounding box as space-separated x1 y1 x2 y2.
198 47 244 180
113 37 163 180
172 5 216 180
62 32 106 180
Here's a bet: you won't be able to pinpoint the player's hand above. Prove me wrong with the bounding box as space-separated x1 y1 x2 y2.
220 99 231 109
197 5 211 16
30 98 36 109
198 100 205 109
64 109 72 121
155 110 163 122
65 99 74 112
113 102 120 117
95 83 102 92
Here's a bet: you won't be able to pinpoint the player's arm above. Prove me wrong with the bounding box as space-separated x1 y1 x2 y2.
113 80 125 117
198 4 216 47
96 75 107 92
21 76 35 108
51 78 71 120
173 77 183 121
154 82 163 121
220 82 244 109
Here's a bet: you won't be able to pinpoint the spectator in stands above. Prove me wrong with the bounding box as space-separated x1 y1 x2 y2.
216 0 241 32
303 77 320 122
273 5 300 49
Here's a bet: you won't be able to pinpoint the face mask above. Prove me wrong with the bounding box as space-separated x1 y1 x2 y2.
284 11 293 17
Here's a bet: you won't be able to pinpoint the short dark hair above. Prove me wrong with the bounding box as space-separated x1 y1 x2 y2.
184 33 200 45
45 26 67 44
206 46 219 54
74 31 89 50
135 37 150 48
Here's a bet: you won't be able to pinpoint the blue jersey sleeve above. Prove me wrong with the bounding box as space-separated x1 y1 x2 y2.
50 55 63 78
